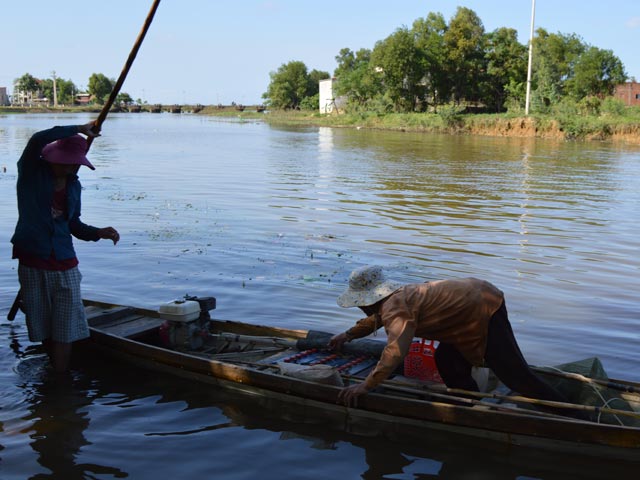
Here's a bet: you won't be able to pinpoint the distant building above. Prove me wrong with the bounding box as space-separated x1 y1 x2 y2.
11 87 34 106
319 78 346 114
0 87 9 106
75 93 92 105
613 81 640 107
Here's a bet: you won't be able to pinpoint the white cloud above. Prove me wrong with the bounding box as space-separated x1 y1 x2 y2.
626 17 640 28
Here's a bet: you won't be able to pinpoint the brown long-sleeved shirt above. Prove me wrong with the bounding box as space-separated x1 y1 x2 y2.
345 278 504 389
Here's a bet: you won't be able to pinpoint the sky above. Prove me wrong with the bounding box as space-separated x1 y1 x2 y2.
2 1 639 105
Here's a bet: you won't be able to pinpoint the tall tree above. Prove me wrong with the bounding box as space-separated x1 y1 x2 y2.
88 73 115 104
308 69 331 96
370 26 422 112
567 47 627 99
531 28 585 111
412 12 449 110
56 78 77 105
443 7 487 104
484 27 527 111
333 48 381 108
263 61 312 109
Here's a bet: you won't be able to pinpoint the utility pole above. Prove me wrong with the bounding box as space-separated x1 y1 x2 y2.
52 70 58 108
525 0 536 115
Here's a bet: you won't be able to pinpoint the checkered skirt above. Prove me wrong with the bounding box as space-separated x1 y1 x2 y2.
18 265 89 343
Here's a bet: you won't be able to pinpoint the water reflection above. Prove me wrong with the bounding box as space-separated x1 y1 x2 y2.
5 354 128 478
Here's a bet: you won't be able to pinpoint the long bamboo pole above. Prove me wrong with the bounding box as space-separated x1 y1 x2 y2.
86 0 162 151
343 375 640 421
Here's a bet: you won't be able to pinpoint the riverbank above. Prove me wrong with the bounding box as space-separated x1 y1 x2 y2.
202 108 640 144
4 105 640 144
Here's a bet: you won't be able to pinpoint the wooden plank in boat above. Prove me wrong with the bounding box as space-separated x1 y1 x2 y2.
85 305 161 335
86 306 137 326
102 315 162 339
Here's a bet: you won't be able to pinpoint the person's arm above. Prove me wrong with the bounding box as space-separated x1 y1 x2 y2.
69 206 119 244
18 122 99 176
18 126 79 176
69 176 119 245
328 313 381 351
337 313 416 407
362 315 415 389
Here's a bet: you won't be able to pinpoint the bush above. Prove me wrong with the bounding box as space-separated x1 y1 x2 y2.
578 96 602 116
437 103 465 128
299 94 319 111
600 97 626 117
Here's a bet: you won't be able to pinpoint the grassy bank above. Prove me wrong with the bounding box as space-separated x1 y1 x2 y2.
5 105 640 144
221 109 640 144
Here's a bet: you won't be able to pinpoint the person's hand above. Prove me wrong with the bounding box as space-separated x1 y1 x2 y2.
78 121 101 138
337 382 370 407
328 332 350 351
98 227 120 245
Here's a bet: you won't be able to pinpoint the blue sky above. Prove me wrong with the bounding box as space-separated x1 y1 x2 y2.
2 1 638 105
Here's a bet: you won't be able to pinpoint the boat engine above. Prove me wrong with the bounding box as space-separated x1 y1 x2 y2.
158 295 216 351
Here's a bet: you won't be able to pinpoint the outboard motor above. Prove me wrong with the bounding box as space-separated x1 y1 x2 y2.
158 295 216 350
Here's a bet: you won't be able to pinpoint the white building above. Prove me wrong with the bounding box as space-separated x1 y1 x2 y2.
319 78 346 114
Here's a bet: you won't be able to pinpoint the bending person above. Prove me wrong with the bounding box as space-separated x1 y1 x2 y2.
330 265 569 409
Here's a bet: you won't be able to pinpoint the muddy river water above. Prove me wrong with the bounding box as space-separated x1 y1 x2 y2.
1 113 639 478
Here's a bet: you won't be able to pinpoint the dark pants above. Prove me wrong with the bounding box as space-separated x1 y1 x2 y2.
434 302 567 403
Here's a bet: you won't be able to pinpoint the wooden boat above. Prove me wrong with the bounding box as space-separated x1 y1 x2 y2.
78 296 640 462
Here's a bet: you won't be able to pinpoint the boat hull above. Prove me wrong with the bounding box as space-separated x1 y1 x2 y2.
78 299 640 462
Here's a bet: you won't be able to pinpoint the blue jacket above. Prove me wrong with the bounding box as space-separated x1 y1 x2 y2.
11 126 100 260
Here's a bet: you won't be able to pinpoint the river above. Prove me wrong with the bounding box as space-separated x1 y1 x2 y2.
1 113 639 479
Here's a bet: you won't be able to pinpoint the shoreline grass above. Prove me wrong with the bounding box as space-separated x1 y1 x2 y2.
3 105 640 144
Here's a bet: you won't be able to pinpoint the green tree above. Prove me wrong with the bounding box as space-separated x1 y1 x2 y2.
40 78 76 105
333 48 382 109
412 12 449 110
308 69 330 96
40 78 55 105
370 26 422 112
567 47 626 99
14 73 40 104
56 78 77 105
299 93 320 111
484 27 527 111
443 7 487 105
263 61 313 109
531 29 585 111
88 73 115 104
117 92 134 105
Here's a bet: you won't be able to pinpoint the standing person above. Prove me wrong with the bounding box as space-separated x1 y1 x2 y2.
11 122 120 373
329 265 569 408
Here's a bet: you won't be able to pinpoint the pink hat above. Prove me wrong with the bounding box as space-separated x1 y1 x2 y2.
42 135 95 170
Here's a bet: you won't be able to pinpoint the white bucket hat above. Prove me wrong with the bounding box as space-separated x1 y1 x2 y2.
337 265 403 308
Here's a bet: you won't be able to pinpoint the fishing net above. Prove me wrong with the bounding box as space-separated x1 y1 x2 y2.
537 357 640 427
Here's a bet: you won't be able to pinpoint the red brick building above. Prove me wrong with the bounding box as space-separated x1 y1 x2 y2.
613 82 640 107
